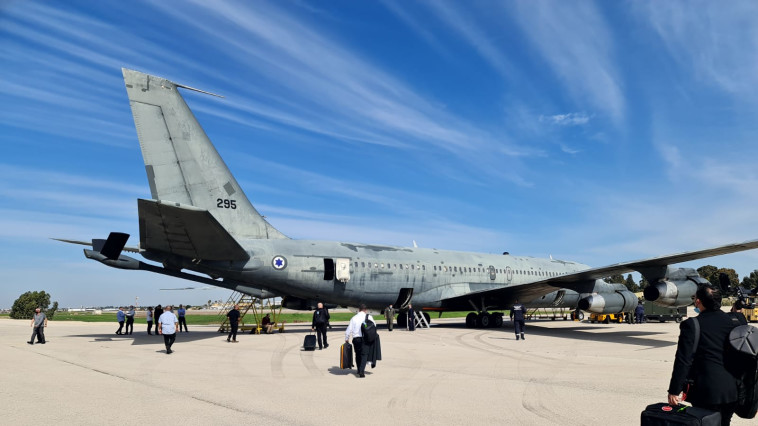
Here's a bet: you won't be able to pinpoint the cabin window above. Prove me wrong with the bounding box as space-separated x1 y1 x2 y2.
374 263 378 268
361 262 365 268
405 264 409 269
422 265 425 270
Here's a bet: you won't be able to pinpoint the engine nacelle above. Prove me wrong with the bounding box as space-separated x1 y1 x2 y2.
643 280 697 307
578 290 637 314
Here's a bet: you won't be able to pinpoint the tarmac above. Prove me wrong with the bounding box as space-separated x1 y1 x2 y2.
1 316 753 425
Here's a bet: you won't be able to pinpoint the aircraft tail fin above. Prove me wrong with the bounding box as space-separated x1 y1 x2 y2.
121 68 287 240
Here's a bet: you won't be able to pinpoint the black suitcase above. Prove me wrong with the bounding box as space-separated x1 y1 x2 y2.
641 403 721 425
340 342 353 369
303 334 317 351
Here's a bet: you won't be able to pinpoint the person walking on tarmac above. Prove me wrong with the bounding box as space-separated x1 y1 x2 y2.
634 301 645 324
510 299 526 340
311 302 330 350
385 304 395 331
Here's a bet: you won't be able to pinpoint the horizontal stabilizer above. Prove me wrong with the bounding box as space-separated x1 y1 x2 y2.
52 238 140 253
138 199 249 261
99 232 130 260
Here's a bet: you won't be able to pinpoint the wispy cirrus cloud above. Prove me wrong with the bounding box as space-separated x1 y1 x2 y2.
541 113 591 126
636 0 758 97
512 1 625 124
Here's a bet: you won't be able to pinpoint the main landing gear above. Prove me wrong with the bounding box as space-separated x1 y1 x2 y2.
465 312 504 329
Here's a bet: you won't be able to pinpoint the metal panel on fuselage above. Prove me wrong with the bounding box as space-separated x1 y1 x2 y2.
232 239 590 310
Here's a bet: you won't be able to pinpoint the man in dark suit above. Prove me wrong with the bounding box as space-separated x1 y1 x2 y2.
668 284 738 425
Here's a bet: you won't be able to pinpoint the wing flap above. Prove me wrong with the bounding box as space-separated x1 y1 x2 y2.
138 198 249 261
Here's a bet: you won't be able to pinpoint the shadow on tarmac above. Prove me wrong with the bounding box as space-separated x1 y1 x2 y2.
431 320 676 348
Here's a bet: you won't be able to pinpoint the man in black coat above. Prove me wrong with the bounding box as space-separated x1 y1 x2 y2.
311 302 330 350
668 284 738 425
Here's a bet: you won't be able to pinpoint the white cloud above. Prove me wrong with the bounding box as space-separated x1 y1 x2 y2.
512 1 625 124
636 1 758 97
540 113 591 126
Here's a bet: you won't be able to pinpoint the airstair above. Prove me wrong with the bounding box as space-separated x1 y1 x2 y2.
217 291 284 333
411 310 430 329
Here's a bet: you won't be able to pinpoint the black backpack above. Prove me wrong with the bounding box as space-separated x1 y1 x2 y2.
728 324 758 419
361 314 377 343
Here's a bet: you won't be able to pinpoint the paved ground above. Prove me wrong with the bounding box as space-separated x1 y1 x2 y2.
1 316 753 425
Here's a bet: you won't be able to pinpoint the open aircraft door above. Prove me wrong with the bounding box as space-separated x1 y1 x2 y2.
335 258 351 283
323 258 351 282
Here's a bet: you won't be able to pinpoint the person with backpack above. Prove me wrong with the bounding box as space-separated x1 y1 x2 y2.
345 304 376 378
667 284 739 425
311 302 330 350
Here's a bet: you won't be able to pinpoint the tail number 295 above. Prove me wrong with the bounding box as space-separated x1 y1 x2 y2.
217 199 237 209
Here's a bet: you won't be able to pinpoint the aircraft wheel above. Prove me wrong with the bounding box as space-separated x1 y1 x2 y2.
675 316 682 323
422 312 431 325
397 313 407 329
465 312 477 328
493 313 504 328
477 313 491 328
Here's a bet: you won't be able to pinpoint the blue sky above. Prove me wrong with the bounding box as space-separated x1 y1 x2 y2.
2 0 757 308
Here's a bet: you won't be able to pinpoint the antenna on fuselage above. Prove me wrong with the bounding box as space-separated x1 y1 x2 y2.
413 240 418 248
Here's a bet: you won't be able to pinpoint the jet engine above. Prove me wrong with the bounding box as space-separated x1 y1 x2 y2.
642 267 708 307
643 280 698 307
578 290 637 314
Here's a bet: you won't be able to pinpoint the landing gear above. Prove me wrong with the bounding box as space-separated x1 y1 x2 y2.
465 312 504 328
466 312 478 328
477 313 491 328
422 312 431 326
492 313 504 328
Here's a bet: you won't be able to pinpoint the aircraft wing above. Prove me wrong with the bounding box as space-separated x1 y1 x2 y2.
138 198 249 261
439 239 758 307
542 238 758 284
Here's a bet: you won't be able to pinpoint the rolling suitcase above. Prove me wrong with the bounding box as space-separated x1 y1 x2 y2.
340 342 353 369
641 403 720 425
303 333 317 351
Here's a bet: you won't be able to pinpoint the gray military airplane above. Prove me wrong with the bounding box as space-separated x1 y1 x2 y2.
59 68 758 329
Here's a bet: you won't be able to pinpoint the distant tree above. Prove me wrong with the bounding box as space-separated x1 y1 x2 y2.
624 274 640 292
697 265 719 287
207 299 212 309
740 270 758 291
604 274 625 284
639 276 649 289
10 291 58 320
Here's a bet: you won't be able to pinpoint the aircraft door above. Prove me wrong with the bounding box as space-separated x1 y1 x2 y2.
488 265 496 280
335 258 351 283
395 288 414 309
323 258 335 280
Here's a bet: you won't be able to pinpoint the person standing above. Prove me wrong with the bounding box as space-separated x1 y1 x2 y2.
407 304 416 331
311 302 330 350
153 305 163 337
158 305 178 354
345 304 375 378
125 306 135 335
226 305 241 343
510 299 526 340
146 307 154 335
668 285 739 425
385 304 395 331
177 304 188 332
634 301 645 324
115 307 125 335
28 308 47 345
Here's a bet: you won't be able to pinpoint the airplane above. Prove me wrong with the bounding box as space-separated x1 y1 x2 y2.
59 68 758 329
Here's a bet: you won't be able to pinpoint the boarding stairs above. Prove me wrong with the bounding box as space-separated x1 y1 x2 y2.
412 310 430 329
217 291 284 334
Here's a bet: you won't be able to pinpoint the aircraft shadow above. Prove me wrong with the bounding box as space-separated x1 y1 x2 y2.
431 320 676 348
66 330 249 345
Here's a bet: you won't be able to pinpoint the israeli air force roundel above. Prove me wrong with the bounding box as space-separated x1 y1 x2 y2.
272 255 287 270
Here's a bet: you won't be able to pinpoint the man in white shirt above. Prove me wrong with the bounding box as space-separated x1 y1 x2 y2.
158 305 179 354
345 304 375 378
